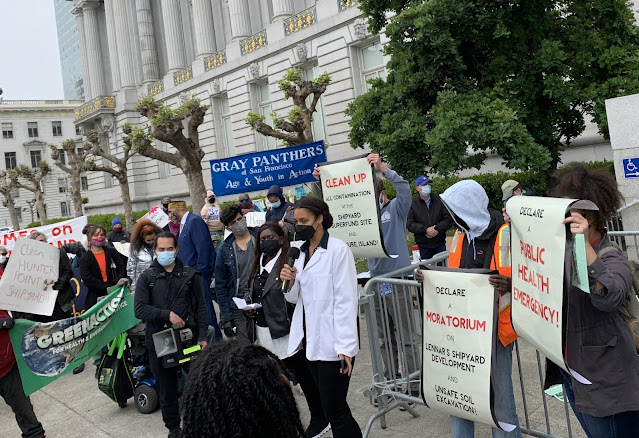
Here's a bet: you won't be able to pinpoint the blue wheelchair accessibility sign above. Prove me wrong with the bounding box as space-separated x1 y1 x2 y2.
623 158 639 178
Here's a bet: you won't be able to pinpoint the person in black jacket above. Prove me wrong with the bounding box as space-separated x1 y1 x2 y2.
79 225 128 311
134 231 209 438
265 185 293 223
245 222 329 438
406 175 452 260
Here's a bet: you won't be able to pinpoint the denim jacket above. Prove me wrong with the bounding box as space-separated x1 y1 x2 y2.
214 228 257 323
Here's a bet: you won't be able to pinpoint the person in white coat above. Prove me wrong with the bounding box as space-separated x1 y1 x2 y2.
280 196 362 438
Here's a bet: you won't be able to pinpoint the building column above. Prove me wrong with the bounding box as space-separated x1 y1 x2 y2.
191 0 216 58
228 0 252 41
136 0 159 83
272 0 295 21
103 0 121 92
72 8 92 99
112 0 137 88
161 0 187 73
83 5 107 97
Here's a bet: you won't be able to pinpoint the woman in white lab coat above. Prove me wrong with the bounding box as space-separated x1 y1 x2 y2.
280 196 361 438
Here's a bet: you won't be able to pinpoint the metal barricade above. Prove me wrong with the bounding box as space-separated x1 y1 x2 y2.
359 252 577 438
608 231 639 260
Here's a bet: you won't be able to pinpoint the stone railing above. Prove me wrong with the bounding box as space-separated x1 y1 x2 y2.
74 96 115 121
173 66 193 86
147 79 164 96
240 30 267 56
0 99 84 106
204 49 227 72
284 6 317 36
338 0 359 12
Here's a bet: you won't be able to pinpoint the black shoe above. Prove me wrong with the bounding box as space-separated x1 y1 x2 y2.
72 364 85 374
306 419 330 438
168 428 181 438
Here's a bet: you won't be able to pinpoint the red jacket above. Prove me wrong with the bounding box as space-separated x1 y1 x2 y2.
0 310 16 379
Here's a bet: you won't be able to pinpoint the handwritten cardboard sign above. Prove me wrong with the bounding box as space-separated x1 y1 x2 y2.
320 157 389 258
0 238 60 316
142 206 170 229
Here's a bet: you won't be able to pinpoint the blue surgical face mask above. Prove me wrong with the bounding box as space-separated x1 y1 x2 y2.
421 185 432 196
271 200 281 209
157 251 176 267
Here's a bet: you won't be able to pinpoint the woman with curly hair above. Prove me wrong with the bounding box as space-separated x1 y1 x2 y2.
181 341 305 438
280 196 361 438
127 219 162 293
550 162 639 437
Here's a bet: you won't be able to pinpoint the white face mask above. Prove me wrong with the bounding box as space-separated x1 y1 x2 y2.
0 255 6 264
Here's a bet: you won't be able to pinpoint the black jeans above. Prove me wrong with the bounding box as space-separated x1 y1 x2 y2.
307 359 362 438
148 350 181 431
282 350 326 424
0 365 45 438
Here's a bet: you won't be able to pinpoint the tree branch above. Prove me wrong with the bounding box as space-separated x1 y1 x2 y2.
253 121 301 143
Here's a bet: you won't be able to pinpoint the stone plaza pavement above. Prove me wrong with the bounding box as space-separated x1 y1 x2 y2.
2 317 587 438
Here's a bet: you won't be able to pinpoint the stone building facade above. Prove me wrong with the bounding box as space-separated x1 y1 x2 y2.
0 100 85 229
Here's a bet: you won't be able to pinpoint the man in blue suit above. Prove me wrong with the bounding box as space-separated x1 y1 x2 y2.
168 201 222 341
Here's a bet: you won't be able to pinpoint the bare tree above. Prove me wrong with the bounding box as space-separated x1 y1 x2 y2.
245 69 332 145
0 171 20 230
49 139 92 217
7 162 50 225
132 95 210 213
84 129 136 229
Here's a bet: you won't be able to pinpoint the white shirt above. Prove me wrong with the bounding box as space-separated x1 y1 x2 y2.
179 211 189 234
284 235 359 361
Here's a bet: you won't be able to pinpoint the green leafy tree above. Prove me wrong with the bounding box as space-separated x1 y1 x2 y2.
0 172 20 230
347 0 639 181
84 129 136 229
49 139 92 218
245 69 332 145
133 95 210 213
7 162 50 225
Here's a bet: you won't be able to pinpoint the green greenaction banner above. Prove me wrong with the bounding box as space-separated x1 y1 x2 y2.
9 285 139 395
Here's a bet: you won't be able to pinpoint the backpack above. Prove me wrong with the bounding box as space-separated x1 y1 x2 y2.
598 245 639 353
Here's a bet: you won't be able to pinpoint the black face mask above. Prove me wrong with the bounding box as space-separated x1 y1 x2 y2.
295 224 316 241
260 239 281 257
208 197 216 204
162 203 169 210
239 199 250 207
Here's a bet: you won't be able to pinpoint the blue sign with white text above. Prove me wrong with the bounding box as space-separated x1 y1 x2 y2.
623 158 639 179
210 141 327 196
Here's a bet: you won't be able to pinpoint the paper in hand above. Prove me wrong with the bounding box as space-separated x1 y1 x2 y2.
232 297 263 310
572 233 589 293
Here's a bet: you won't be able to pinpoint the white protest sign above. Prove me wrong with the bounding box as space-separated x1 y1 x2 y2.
245 212 266 228
320 157 389 258
0 238 60 316
506 196 590 383
421 268 514 431
113 242 130 259
142 206 169 229
0 216 88 253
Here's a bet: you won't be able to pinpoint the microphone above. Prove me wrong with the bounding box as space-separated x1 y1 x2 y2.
281 247 301 292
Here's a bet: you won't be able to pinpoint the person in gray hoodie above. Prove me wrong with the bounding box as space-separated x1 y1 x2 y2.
417 180 521 438
313 154 418 398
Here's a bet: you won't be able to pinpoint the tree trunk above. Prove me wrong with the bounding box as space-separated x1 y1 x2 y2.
119 177 134 231
184 161 207 214
36 191 47 225
5 196 20 230
71 173 84 217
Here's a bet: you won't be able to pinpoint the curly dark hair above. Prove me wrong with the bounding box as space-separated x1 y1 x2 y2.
181 341 305 438
221 204 243 226
549 162 623 233
295 196 333 229
129 219 162 254
248 222 290 290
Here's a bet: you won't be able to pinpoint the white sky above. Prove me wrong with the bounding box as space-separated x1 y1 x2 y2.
0 0 65 100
